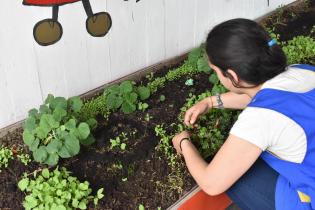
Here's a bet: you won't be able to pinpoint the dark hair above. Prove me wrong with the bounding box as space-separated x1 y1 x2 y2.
206 18 287 86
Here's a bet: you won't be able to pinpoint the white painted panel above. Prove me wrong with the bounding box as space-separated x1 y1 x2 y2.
59 3 91 96
146 0 166 64
0 0 299 129
107 0 132 81
165 0 180 58
85 0 112 89
0 1 43 123
178 0 196 53
128 0 149 72
195 0 211 46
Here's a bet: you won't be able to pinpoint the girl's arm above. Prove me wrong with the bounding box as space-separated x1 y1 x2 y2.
211 91 251 110
173 132 262 195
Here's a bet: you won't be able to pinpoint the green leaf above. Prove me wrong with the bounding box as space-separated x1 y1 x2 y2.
72 199 79 208
29 138 40 152
64 134 80 156
97 188 104 199
23 130 35 146
105 93 123 109
137 86 150 100
188 47 203 64
197 55 211 72
46 139 62 154
24 195 38 209
40 114 59 130
139 204 145 210
159 95 166 102
53 107 67 122
121 101 136 114
28 108 39 118
124 92 138 103
79 183 89 191
86 118 97 130
45 153 59 166
42 168 50 178
105 84 120 95
65 119 76 131
185 79 194 86
39 105 50 114
78 201 87 210
33 146 48 163
120 81 133 93
69 96 83 112
58 147 71 158
44 94 55 105
24 117 37 132
50 97 67 110
209 73 219 85
18 178 29 191
120 143 126 150
77 123 90 139
79 135 95 146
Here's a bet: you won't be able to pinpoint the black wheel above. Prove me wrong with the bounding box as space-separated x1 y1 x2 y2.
86 12 112 37
33 19 63 46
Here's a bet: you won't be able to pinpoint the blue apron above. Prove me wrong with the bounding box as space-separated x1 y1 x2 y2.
248 64 315 210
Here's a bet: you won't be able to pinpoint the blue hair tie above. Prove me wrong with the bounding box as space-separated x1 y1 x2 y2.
268 39 277 47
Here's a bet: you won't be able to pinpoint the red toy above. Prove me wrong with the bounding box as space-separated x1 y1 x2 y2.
23 0 112 46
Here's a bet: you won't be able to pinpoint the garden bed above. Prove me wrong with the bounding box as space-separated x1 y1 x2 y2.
1 1 315 209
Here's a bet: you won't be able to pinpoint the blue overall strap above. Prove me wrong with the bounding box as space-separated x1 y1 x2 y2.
290 64 315 72
248 86 315 210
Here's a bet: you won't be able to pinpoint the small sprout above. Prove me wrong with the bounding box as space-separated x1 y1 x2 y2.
138 102 149 112
144 113 153 122
185 78 194 86
122 177 128 182
120 143 127 150
159 95 166 102
139 204 145 210
0 145 13 171
17 153 31 166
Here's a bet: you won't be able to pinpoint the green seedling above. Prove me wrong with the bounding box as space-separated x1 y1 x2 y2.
138 102 149 112
159 95 166 102
185 78 194 86
18 167 104 209
0 146 13 171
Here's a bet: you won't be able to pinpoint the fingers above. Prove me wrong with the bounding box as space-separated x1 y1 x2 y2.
184 109 194 126
184 108 199 126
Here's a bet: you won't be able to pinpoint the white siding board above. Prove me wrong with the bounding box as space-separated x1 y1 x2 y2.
0 0 299 129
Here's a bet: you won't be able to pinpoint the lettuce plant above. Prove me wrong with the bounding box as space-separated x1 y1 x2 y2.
18 167 104 210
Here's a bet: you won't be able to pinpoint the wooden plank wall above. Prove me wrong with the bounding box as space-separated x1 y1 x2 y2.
0 0 295 129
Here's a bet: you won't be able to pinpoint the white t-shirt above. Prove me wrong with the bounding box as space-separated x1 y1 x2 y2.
230 66 315 163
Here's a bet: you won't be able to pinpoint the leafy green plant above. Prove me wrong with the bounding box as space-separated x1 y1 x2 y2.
147 77 166 93
104 81 150 114
138 102 149 112
17 153 32 166
22 94 97 166
282 36 315 64
109 132 128 151
18 167 104 210
154 125 178 167
79 94 111 122
0 145 13 171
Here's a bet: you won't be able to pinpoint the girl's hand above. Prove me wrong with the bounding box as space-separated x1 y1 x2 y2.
172 131 191 155
184 97 213 126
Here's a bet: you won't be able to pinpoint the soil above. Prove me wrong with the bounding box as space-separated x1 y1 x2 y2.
1 1 315 209
261 0 315 41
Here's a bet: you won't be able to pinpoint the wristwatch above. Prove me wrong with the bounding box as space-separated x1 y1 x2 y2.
215 93 224 109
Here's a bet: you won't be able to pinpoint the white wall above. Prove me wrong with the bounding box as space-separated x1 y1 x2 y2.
0 0 296 129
